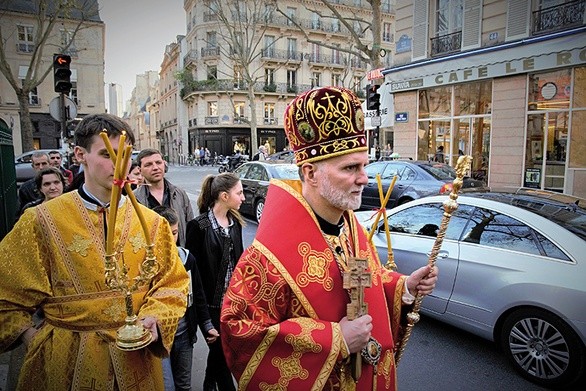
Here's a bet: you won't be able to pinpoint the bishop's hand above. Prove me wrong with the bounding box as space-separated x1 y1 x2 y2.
407 265 439 297
339 315 373 354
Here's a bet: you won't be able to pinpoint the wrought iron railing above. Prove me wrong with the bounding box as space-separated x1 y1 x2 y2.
430 31 462 57
183 50 197 67
532 0 585 35
201 47 220 58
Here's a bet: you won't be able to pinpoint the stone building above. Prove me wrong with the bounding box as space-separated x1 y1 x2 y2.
174 0 396 158
383 0 585 197
0 0 105 155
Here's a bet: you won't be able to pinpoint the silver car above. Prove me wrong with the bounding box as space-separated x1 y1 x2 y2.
355 188 586 388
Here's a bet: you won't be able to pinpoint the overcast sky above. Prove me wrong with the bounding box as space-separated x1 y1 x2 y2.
99 0 185 107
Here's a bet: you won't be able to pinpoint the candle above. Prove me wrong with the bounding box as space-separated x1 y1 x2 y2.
100 131 153 248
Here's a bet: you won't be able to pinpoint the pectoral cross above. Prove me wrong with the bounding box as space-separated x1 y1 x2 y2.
342 257 372 381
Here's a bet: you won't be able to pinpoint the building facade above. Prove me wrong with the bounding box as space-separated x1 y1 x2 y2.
125 71 159 151
108 83 124 117
177 0 396 158
0 0 105 155
384 0 585 197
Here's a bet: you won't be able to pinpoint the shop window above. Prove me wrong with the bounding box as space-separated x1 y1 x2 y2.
454 80 492 116
528 69 571 110
419 86 451 118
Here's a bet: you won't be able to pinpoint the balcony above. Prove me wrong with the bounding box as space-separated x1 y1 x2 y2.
260 48 303 62
430 31 462 57
205 116 219 125
233 116 248 124
201 47 220 58
203 12 218 22
532 0 585 35
263 118 278 125
307 53 347 67
183 50 197 68
16 43 34 53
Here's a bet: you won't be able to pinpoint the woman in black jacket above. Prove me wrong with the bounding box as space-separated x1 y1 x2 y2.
185 173 244 391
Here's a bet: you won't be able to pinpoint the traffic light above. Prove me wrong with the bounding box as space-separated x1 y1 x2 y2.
53 54 72 93
366 84 380 111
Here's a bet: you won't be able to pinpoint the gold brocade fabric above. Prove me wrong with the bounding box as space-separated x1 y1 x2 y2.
0 192 189 391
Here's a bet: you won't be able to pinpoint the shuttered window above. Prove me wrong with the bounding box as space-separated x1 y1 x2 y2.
506 0 530 41
462 0 482 50
412 0 430 60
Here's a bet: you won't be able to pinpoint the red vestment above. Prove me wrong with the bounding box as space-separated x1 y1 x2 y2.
221 180 408 390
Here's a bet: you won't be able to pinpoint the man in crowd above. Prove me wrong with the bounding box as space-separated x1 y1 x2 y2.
17 151 50 215
135 148 194 246
48 150 73 185
221 87 438 390
0 113 189 390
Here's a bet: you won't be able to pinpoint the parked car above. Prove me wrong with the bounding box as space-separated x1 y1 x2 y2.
266 150 295 164
361 160 485 209
14 149 62 183
234 162 298 222
355 188 586 388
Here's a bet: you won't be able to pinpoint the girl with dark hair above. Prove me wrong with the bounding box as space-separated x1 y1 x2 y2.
185 173 244 391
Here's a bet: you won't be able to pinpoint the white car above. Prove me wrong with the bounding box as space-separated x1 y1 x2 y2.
355 188 586 388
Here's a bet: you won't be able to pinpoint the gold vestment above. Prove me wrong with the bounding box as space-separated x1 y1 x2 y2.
0 192 189 390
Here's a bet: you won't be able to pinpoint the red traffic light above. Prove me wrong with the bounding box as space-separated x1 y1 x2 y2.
54 54 71 66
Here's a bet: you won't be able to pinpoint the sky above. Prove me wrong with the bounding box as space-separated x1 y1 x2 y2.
98 0 185 108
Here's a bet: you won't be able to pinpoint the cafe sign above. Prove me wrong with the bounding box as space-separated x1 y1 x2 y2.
390 47 586 92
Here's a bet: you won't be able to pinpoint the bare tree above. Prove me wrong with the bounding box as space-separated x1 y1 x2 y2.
276 0 386 78
199 0 294 155
0 0 98 152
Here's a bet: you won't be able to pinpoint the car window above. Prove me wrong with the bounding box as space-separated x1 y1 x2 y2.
382 163 402 180
246 165 266 181
234 164 250 178
461 207 543 256
419 163 456 180
401 166 416 181
533 231 571 261
365 163 386 179
387 203 472 240
273 165 299 179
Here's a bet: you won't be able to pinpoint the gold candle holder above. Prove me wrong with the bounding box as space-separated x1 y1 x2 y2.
101 131 159 350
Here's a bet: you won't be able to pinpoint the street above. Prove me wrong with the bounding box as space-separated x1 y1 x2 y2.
1 164 548 390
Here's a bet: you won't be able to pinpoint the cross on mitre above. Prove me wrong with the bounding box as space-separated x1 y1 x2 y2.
342 257 371 320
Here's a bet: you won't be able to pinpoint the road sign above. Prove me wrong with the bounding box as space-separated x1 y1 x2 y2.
49 96 77 122
395 112 409 123
371 116 381 126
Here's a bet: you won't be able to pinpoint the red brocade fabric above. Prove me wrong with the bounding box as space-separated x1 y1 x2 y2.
221 180 408 390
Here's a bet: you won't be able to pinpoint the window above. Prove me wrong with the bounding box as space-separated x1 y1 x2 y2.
331 73 341 87
60 29 76 54
207 65 217 80
312 72 321 88
206 31 217 48
287 38 297 59
287 69 297 88
388 203 471 240
264 102 275 123
234 66 244 89
383 22 393 42
332 44 341 64
332 19 341 32
208 101 218 116
311 43 321 62
312 12 320 29
436 0 463 36
19 70 38 105
234 101 245 118
353 21 363 36
462 207 542 255
286 7 296 25
265 68 274 85
69 81 78 105
264 35 275 57
17 25 34 53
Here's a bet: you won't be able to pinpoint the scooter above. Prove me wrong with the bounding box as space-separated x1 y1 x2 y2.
218 154 247 173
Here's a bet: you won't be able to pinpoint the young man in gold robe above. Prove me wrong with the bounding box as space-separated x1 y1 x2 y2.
0 113 190 390
220 87 438 390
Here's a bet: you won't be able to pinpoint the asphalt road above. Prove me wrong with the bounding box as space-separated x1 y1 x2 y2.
0 164 554 390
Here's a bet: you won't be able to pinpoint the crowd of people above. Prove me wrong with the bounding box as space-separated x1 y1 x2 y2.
1 87 438 390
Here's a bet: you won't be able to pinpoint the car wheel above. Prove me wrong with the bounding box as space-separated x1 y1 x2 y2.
218 166 225 173
500 308 585 388
255 198 265 223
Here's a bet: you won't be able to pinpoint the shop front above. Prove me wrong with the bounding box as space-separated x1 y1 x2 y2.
384 31 586 197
